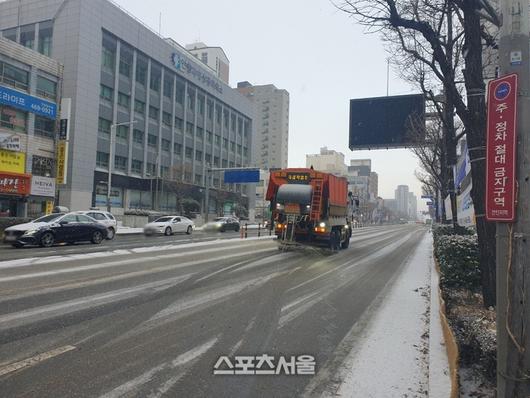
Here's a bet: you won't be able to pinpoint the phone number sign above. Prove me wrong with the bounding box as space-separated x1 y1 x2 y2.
486 73 518 222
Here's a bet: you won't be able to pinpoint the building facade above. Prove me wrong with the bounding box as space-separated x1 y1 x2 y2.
408 192 418 220
186 42 230 85
237 82 289 170
0 36 62 217
306 147 346 176
395 185 410 218
0 0 253 214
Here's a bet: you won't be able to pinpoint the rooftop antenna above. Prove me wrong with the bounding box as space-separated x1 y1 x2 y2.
158 12 162 36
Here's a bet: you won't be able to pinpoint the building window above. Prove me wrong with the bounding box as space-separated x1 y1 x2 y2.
198 95 205 116
185 147 193 159
205 153 212 164
134 99 145 115
163 74 173 99
206 130 212 143
230 142 236 152
223 110 229 129
34 116 55 138
20 24 35 49
146 162 156 176
184 172 192 183
243 147 248 157
150 65 161 92
3 28 17 42
149 106 159 121
36 76 57 100
185 122 193 137
215 135 221 146
195 174 203 185
222 159 228 168
196 127 203 140
237 144 242 155
0 105 27 133
133 129 144 145
231 114 236 132
116 125 129 144
136 58 147 85
216 105 222 124
102 46 115 71
214 156 220 167
175 81 185 105
162 112 171 127
119 46 133 78
207 100 213 120
38 21 53 56
223 138 228 149
174 143 182 155
201 52 208 64
148 134 158 148
96 151 109 168
187 89 195 112
131 159 143 174
174 117 183 132
98 117 111 139
100 84 113 102
195 150 203 162
161 139 171 152
118 92 130 109
0 61 29 91
114 156 127 171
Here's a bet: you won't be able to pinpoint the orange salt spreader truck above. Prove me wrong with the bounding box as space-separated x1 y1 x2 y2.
265 168 357 250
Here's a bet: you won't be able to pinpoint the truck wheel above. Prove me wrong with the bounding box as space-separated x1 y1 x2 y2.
329 231 340 252
341 236 350 249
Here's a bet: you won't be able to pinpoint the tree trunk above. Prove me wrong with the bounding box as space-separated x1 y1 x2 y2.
460 0 496 307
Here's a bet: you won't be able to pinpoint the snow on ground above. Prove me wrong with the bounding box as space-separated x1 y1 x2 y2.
322 232 450 398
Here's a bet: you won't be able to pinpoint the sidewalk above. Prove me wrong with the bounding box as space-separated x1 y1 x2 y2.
321 231 451 397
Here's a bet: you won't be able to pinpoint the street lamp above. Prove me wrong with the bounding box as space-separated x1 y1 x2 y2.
107 120 137 212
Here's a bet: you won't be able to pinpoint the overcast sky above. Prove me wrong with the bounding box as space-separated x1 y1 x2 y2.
114 0 426 207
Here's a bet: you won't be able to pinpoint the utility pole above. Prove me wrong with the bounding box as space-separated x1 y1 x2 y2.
497 1 530 396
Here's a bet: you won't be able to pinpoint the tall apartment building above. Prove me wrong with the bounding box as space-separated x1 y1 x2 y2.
408 191 418 220
0 0 253 214
369 172 379 199
306 147 346 176
395 185 410 218
237 82 289 170
186 42 230 85
0 36 62 217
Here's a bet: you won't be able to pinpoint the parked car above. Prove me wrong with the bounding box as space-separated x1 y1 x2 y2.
143 216 194 236
204 217 240 232
75 210 118 239
4 213 108 248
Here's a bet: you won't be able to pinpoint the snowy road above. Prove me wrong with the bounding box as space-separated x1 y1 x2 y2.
0 224 445 397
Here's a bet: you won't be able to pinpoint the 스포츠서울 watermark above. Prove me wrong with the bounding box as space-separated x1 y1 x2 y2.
213 354 316 375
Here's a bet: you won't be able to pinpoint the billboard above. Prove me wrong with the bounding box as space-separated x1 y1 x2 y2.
349 94 425 150
485 73 517 222
224 169 260 184
0 84 57 119
0 149 25 174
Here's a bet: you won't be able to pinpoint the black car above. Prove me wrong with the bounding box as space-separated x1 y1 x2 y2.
6 213 108 248
204 217 240 232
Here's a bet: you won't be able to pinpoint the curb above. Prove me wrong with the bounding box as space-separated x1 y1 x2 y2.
432 254 460 398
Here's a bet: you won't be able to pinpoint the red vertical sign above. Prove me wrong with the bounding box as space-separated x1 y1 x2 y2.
486 73 518 222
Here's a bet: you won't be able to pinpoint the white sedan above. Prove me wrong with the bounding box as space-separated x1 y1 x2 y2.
143 216 194 236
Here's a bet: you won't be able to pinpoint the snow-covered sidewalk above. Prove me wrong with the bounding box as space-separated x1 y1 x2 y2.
322 231 451 397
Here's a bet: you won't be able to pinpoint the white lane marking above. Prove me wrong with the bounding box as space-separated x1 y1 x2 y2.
229 316 257 357
0 235 275 269
227 252 295 274
0 245 275 283
195 259 249 283
99 338 218 398
0 345 76 377
0 275 192 330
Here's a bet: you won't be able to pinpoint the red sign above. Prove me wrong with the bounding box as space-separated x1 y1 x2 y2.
0 172 31 196
486 74 518 222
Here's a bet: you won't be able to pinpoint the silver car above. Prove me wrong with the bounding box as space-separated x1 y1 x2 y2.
75 210 118 240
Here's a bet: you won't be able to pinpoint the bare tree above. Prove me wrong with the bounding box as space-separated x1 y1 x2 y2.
335 0 498 306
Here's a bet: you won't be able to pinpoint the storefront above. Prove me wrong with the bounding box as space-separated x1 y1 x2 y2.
0 171 31 216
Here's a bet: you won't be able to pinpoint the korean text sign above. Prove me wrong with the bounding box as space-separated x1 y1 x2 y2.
486 74 518 222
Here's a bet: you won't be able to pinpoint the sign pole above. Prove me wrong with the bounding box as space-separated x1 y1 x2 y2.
497 1 530 396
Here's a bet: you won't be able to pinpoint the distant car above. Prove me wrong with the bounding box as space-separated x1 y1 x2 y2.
75 210 118 239
204 217 240 232
4 213 108 248
143 216 194 236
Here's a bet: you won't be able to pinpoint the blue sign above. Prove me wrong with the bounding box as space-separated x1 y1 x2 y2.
224 169 260 184
421 195 434 200
0 85 57 120
494 82 511 101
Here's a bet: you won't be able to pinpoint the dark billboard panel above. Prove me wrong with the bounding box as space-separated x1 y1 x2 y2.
349 94 425 150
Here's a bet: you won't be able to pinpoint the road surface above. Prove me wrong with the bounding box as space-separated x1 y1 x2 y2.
0 224 427 397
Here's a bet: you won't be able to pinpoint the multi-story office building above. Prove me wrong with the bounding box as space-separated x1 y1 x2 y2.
186 42 230 85
306 147 346 176
0 0 253 214
0 36 62 217
408 191 418 221
369 172 379 199
395 185 410 218
237 82 289 170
